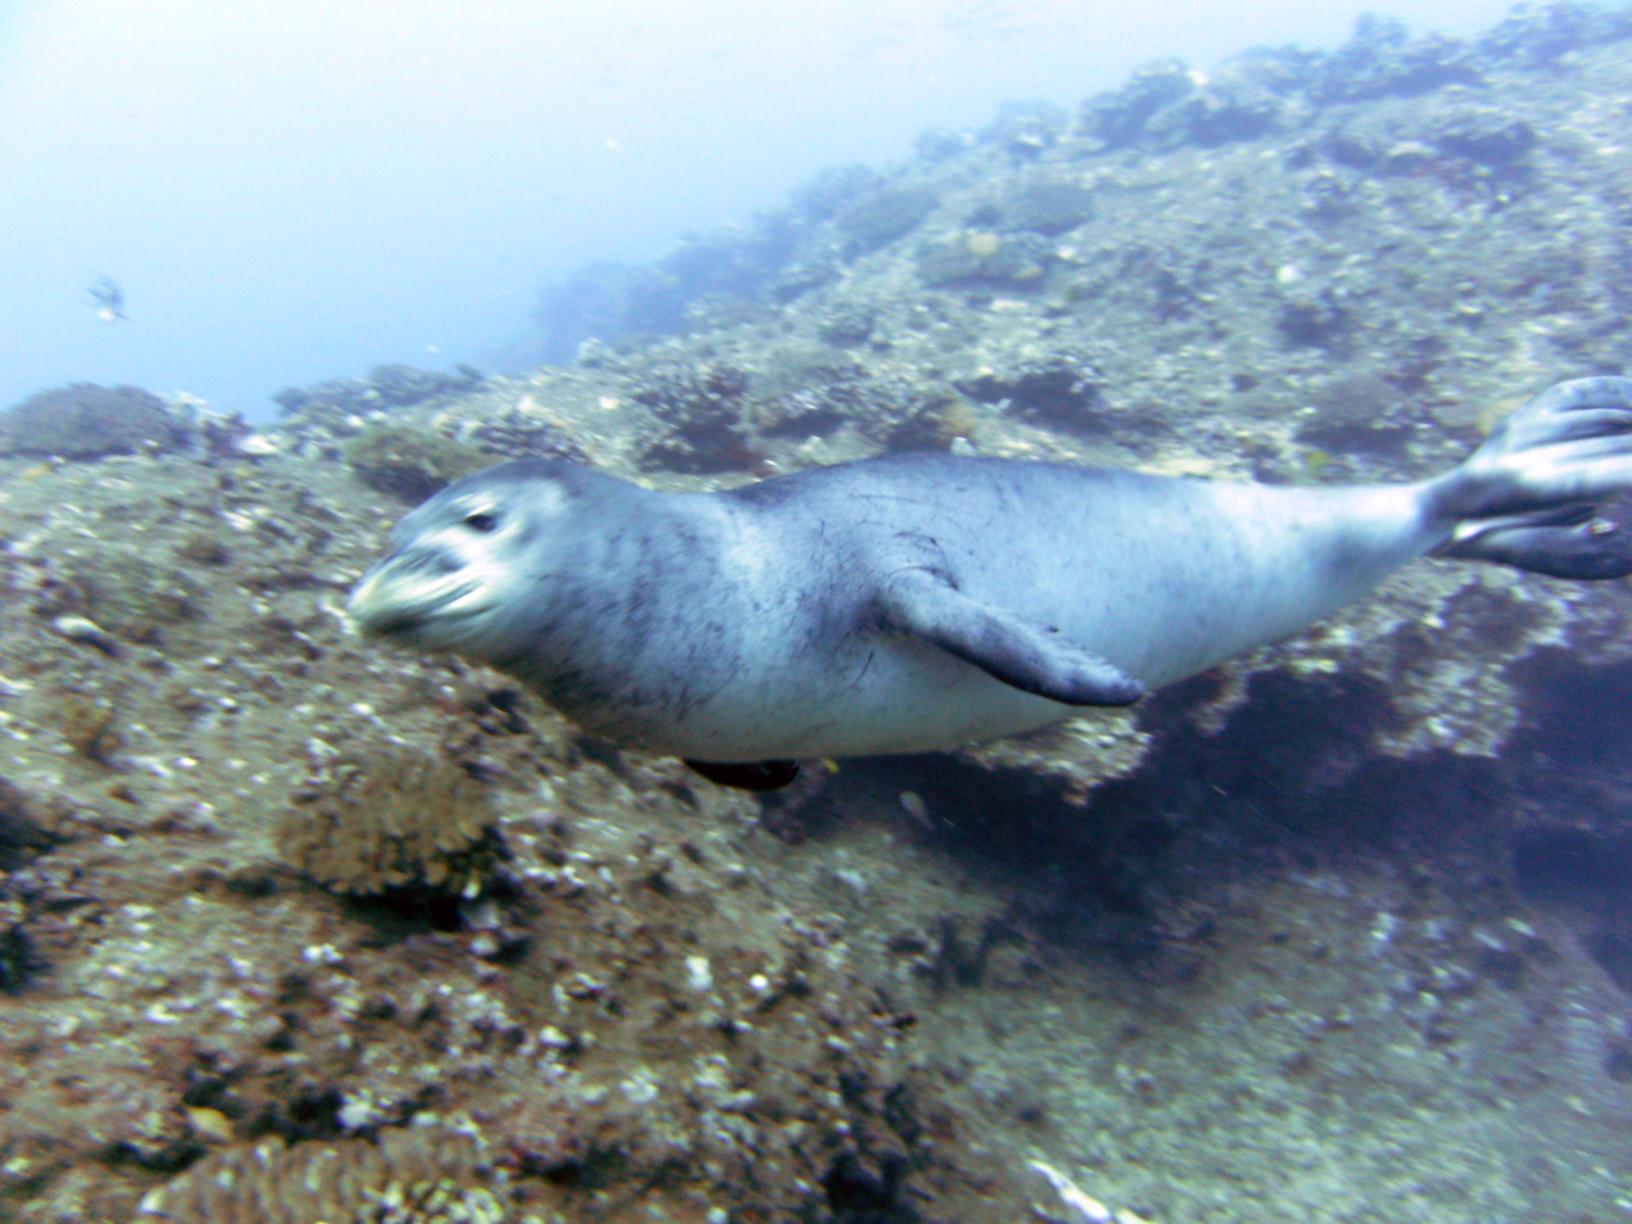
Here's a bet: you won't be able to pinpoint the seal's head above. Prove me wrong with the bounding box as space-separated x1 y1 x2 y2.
347 461 574 659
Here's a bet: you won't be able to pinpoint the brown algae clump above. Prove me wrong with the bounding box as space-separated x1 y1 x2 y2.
280 747 503 898
55 692 122 765
135 1126 516 1223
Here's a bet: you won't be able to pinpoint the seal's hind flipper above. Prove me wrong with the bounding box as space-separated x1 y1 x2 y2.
1427 377 1632 578
878 571 1145 705
686 758 800 791
1436 497 1632 579
1430 377 1632 521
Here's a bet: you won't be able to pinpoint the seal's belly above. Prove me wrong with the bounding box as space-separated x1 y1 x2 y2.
659 633 1073 759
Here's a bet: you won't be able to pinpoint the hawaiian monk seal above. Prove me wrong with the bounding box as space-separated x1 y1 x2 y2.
348 377 1632 790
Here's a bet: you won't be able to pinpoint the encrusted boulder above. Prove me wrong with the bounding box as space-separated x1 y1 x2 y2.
0 383 190 459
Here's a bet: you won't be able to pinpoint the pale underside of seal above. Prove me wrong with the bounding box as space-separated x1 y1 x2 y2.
348 378 1632 788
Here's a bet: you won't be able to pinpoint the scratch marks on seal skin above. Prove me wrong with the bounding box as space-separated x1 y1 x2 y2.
673 643 742 726
849 649 876 692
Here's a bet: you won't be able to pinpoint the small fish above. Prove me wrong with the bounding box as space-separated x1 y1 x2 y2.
88 276 128 323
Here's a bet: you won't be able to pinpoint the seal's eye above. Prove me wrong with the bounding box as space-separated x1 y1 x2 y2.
463 511 499 533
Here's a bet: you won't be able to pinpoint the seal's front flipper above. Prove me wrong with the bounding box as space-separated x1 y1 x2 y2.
686 758 800 791
878 571 1145 706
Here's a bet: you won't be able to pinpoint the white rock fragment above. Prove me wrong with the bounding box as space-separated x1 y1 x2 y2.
51 614 118 654
686 955 713 992
831 868 869 897
1028 1159 1112 1223
537 1025 572 1050
234 433 280 457
337 1091 386 1132
621 1069 659 1104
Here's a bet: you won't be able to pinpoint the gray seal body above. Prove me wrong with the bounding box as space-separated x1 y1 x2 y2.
349 378 1632 774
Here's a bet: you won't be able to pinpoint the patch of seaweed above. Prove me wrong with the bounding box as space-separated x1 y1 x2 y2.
279 748 504 901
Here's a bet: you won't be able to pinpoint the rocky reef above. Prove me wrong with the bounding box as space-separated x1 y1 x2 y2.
3 7 1632 1221
0 384 192 460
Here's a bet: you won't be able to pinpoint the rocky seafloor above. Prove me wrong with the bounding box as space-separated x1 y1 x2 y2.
4 6 1632 1221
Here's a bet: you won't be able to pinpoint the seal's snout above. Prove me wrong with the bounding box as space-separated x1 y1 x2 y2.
345 561 408 637
347 536 493 644
348 545 455 635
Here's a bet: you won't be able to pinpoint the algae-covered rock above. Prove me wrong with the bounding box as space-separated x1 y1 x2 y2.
958 355 1104 431
1000 176 1096 235
790 164 882 222
273 364 482 420
279 747 503 898
366 362 483 407
1476 1 1632 66
1079 58 1195 149
1306 15 1481 102
632 360 758 473
917 231 1052 289
1427 105 1537 168
1157 79 1284 147
834 185 940 254
44 546 210 646
343 424 490 502
816 299 877 347
979 99 1070 159
135 1127 506 1222
0 383 190 459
